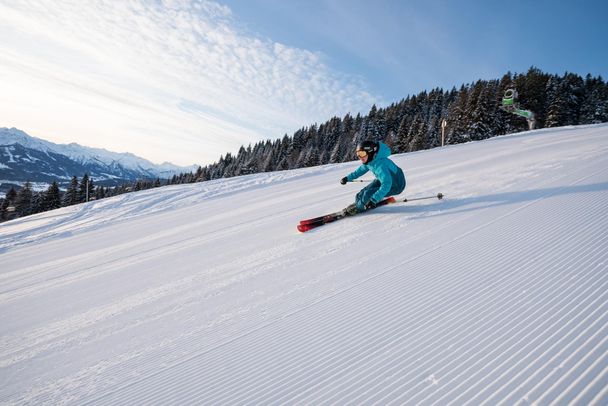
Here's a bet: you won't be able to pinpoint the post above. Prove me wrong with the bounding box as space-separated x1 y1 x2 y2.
441 119 447 147
86 178 89 202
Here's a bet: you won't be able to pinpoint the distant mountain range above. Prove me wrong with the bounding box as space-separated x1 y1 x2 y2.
0 127 199 196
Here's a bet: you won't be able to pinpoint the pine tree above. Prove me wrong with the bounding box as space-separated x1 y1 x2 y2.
297 140 318 167
395 115 410 152
5 187 17 206
79 174 95 202
545 76 567 127
44 181 62 210
468 81 498 140
579 76 608 124
63 176 79 206
30 191 45 215
95 186 106 200
361 105 383 139
425 88 446 148
408 114 429 152
446 85 470 144
15 181 33 216
276 157 289 171
559 72 585 125
0 198 8 222
579 74 600 124
0 188 16 221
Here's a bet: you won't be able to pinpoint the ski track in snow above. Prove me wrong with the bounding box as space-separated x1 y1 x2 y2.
0 124 607 404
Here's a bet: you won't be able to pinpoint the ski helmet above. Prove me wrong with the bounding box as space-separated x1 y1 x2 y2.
356 140 379 162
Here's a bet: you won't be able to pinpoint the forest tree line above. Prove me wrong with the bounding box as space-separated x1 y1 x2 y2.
189 67 607 181
2 67 607 222
0 175 164 221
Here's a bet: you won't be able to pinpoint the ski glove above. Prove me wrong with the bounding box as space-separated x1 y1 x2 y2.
340 177 348 185
365 200 377 210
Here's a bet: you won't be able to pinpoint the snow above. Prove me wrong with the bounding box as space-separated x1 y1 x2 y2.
1 124 607 405
2 146 16 163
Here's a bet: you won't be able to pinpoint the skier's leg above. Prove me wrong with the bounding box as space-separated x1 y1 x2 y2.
355 180 381 211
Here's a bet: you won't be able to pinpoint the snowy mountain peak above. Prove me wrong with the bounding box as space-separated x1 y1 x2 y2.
0 127 197 173
0 127 199 194
0 127 54 152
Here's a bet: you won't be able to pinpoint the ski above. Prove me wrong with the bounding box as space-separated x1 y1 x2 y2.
299 196 396 226
297 215 343 232
297 197 396 233
299 209 347 226
297 192 444 233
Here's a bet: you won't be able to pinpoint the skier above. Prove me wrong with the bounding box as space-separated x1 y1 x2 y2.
340 140 406 215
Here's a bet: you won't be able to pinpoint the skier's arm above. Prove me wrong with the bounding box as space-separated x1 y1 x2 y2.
346 165 369 181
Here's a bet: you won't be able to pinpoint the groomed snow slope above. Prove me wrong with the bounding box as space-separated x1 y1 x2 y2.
1 124 607 405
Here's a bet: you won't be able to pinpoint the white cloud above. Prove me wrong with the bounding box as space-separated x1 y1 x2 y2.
0 0 378 165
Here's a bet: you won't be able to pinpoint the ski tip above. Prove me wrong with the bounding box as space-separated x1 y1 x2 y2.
297 223 315 233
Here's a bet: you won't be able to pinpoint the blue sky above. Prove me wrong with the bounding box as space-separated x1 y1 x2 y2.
225 0 608 102
1 0 606 166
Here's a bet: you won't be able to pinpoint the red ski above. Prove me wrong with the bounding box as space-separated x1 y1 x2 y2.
297 193 444 233
297 197 396 233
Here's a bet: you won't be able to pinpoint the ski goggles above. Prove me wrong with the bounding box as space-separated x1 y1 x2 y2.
356 150 368 158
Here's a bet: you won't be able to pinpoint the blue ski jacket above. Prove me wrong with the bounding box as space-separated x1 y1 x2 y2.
346 142 406 204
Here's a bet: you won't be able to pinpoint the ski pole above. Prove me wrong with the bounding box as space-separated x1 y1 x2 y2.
403 193 444 203
349 179 373 182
